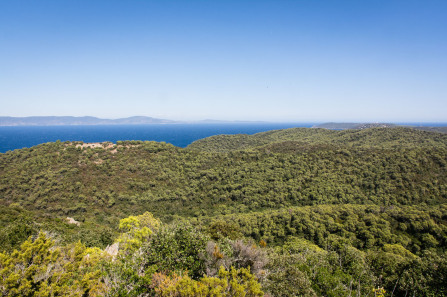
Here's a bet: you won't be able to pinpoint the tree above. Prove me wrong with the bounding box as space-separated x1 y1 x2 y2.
117 212 161 251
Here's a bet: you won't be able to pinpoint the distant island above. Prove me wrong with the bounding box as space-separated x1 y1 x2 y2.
0 116 178 126
0 116 270 126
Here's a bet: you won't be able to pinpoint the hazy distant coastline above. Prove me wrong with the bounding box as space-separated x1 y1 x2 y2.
0 116 178 126
0 116 273 126
1 117 446 134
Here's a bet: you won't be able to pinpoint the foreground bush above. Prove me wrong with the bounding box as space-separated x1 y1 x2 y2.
0 232 106 296
151 266 263 297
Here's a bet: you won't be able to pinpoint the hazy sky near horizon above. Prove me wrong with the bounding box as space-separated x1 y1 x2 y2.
1 0 446 122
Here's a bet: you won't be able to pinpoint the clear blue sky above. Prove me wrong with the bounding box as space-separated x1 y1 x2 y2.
1 0 446 122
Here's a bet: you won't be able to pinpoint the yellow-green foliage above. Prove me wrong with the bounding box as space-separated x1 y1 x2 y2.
0 232 106 296
0 209 445 297
118 211 161 251
281 237 325 254
373 287 386 297
151 266 263 297
382 244 417 260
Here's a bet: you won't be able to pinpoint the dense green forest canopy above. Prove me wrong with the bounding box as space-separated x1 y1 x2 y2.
187 127 447 151
1 127 446 296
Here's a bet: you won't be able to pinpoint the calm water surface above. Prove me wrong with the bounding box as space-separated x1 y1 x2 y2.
0 123 314 153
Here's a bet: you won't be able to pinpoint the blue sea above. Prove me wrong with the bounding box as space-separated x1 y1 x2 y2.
0 123 314 153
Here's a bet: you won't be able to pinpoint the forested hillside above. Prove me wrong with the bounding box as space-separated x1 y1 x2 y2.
1 127 446 296
187 127 447 151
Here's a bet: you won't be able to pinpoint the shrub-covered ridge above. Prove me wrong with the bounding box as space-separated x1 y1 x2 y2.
1 127 447 296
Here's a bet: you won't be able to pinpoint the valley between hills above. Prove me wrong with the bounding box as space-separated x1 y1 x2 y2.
0 127 446 296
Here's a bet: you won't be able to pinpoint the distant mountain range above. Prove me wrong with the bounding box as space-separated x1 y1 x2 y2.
0 116 178 126
0 116 273 126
